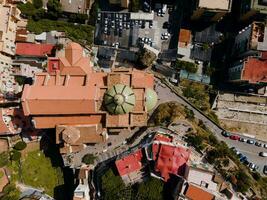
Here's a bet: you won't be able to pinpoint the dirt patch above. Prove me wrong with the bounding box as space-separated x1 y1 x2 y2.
220 119 267 141
21 142 40 157
0 139 8 153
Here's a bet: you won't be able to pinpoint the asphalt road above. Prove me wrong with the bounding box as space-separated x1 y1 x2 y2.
155 79 267 175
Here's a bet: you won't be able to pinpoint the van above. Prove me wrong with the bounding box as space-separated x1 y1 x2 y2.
259 152 267 157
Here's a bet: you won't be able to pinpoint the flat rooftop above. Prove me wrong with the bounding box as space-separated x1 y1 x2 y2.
198 0 231 10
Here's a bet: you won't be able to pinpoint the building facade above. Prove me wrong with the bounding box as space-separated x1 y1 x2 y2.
0 2 21 56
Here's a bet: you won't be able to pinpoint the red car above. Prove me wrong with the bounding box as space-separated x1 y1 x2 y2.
230 135 240 140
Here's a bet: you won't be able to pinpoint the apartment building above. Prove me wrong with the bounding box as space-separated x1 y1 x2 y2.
235 0 267 21
0 3 21 56
232 22 267 58
191 0 232 22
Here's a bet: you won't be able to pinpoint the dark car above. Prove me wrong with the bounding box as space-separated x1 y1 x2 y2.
221 131 231 137
163 22 171 29
263 165 267 175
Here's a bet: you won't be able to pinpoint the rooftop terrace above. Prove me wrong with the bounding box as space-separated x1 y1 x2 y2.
198 0 231 10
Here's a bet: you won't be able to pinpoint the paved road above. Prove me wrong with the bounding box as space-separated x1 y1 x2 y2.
155 79 267 174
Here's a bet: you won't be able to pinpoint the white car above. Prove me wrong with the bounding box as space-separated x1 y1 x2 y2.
239 137 247 142
249 163 257 170
259 152 267 157
161 35 168 40
264 144 267 149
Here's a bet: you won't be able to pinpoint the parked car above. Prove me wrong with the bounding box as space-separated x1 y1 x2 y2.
247 139 255 144
222 131 230 137
263 165 267 175
243 159 250 166
255 141 263 147
249 163 257 171
259 152 267 157
264 144 267 149
239 137 247 142
230 135 240 140
240 155 247 162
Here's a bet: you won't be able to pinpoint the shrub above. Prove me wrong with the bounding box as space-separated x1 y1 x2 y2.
235 171 252 193
82 154 96 164
175 60 198 73
186 134 204 150
1 183 21 200
13 141 27 151
0 152 9 167
10 150 21 161
185 107 194 120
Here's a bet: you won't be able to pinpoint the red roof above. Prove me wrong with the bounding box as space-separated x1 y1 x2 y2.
16 43 54 57
48 58 60 73
154 134 172 143
242 57 267 83
153 143 190 181
185 184 215 200
115 149 143 176
261 51 267 60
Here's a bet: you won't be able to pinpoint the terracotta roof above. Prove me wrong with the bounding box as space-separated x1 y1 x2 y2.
22 84 97 115
179 29 191 47
0 109 10 134
153 143 190 181
115 149 143 176
32 115 104 129
185 184 215 200
56 124 104 145
242 57 267 83
261 51 267 60
16 43 54 57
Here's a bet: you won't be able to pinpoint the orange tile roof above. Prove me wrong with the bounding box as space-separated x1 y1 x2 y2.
185 184 215 200
0 109 9 134
16 43 54 57
32 115 104 129
179 29 191 47
22 84 97 115
242 58 267 83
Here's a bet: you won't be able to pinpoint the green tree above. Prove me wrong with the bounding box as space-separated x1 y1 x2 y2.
175 60 198 73
88 1 99 25
47 0 62 19
235 171 251 193
184 107 194 120
101 169 131 200
137 48 156 69
33 0 43 9
186 134 204 150
0 184 21 200
130 0 140 12
136 178 164 200
10 150 21 161
17 2 36 17
13 141 27 151
82 154 96 165
0 152 9 167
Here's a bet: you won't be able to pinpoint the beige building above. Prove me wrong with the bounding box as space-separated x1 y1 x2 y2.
0 2 21 56
191 0 232 22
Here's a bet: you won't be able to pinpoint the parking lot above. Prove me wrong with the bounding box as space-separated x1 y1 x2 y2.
95 7 174 52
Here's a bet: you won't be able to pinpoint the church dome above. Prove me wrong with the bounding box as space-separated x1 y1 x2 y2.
145 88 158 111
104 84 136 115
